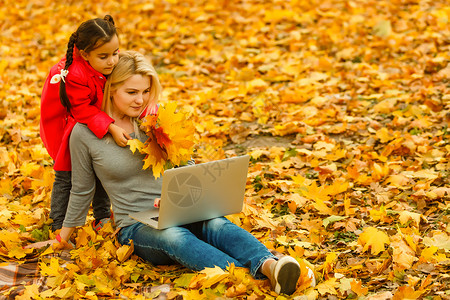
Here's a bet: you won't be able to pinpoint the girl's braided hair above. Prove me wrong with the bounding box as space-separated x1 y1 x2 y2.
59 15 117 112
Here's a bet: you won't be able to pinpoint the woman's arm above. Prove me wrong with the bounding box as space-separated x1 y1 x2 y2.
26 125 96 249
63 124 98 227
59 226 76 242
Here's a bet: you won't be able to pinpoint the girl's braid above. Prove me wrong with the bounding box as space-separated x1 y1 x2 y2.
59 32 78 112
64 32 77 70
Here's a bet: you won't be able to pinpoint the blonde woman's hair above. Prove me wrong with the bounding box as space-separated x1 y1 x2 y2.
102 50 162 138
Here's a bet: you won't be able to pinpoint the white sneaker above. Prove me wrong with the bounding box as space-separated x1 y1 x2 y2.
269 256 316 295
269 256 300 295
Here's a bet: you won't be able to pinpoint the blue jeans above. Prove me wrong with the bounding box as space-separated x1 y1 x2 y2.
50 170 111 230
118 217 276 278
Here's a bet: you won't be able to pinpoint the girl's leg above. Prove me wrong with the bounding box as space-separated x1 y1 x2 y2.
118 222 245 271
49 171 72 231
91 175 111 221
192 217 277 278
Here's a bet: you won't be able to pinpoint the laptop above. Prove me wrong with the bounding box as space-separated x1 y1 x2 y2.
129 155 250 229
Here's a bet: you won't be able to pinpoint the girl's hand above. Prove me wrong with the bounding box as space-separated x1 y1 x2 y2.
154 197 161 208
108 123 131 147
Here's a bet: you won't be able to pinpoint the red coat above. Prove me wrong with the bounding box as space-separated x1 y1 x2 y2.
40 51 114 171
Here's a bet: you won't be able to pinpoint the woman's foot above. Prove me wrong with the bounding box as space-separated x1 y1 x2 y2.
266 256 316 295
268 256 300 295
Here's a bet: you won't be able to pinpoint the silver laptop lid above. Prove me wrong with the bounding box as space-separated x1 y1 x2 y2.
157 155 250 229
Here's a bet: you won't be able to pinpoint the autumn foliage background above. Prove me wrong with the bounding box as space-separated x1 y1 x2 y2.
0 0 449 299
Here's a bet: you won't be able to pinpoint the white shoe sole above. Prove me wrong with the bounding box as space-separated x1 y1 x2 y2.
273 256 301 295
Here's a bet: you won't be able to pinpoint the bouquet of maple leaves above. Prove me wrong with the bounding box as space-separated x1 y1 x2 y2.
127 102 195 178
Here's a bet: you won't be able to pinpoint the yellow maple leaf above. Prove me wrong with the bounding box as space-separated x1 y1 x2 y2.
39 257 63 277
116 242 134 263
392 285 425 300
18 284 41 300
158 103 195 165
8 246 33 259
127 139 144 154
420 246 447 262
369 205 388 222
398 211 426 227
75 228 90 248
358 227 390 255
322 252 338 274
300 181 334 215
199 265 229 288
19 162 43 178
0 230 22 250
316 277 338 296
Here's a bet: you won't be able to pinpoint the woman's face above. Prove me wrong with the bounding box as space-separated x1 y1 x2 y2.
111 74 151 118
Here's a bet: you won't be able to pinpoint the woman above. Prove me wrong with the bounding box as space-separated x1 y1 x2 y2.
30 51 315 295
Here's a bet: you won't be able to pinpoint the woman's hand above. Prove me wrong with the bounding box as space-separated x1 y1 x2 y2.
24 239 59 249
154 197 161 208
24 239 72 250
108 123 131 147
25 227 75 251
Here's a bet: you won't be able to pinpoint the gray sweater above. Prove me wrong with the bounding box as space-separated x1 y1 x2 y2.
63 123 164 228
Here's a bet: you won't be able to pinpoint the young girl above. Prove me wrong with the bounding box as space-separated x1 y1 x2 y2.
31 51 316 295
40 15 128 231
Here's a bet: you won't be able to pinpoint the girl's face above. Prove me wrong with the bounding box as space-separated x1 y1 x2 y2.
111 74 151 119
80 34 119 75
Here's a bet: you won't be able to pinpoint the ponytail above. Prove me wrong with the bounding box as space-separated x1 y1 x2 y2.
58 15 118 113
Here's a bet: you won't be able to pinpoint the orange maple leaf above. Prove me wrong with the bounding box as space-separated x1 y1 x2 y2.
350 279 368 296
142 137 168 178
154 127 172 149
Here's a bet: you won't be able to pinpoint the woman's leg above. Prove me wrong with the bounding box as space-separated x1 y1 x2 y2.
49 170 72 231
118 222 245 271
190 217 277 278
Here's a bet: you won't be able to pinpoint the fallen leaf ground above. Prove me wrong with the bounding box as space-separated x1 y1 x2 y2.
0 0 449 299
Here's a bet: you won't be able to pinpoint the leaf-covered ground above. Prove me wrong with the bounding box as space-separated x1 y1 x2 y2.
0 0 449 299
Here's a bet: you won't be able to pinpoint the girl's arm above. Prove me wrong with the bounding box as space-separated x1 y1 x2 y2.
67 77 131 147
67 77 114 139
108 123 132 147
